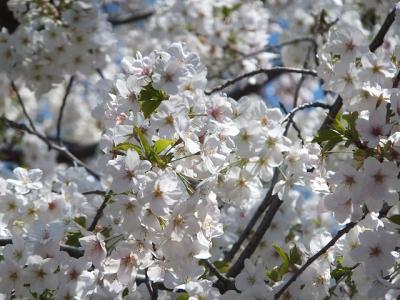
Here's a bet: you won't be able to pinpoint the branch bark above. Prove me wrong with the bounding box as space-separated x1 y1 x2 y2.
226 195 283 278
87 193 111 231
205 67 318 96
369 7 397 52
2 117 100 179
108 9 154 25
224 169 279 262
56 76 75 144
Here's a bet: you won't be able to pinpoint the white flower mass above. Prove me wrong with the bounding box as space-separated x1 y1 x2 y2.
0 0 400 299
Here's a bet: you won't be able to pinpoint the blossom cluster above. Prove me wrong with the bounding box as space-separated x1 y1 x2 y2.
120 0 275 86
0 0 114 94
0 0 400 299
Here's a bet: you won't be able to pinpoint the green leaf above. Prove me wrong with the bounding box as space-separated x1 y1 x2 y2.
65 231 83 247
289 245 302 265
313 128 344 152
73 216 86 228
331 265 355 282
331 112 345 134
266 268 280 282
388 215 400 225
285 224 302 243
273 244 290 276
138 83 169 118
113 142 142 155
175 293 189 300
153 139 174 154
221 3 242 18
157 216 167 229
134 127 152 159
214 261 230 274
122 288 129 298
322 134 344 152
273 244 290 266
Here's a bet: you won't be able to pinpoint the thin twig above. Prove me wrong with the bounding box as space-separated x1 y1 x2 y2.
279 103 304 143
282 102 332 125
96 69 104 79
87 193 110 231
243 37 317 59
2 117 100 179
205 67 318 96
11 81 38 134
56 76 74 144
108 9 154 25
0 238 84 258
82 190 107 196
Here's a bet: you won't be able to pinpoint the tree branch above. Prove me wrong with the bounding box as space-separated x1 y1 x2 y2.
108 9 154 25
274 219 359 299
0 238 84 258
87 193 111 231
279 103 305 145
224 169 279 262
369 7 397 52
56 76 74 144
11 81 39 135
205 67 318 96
226 195 283 278
274 204 391 299
201 260 236 292
282 102 332 125
2 117 100 179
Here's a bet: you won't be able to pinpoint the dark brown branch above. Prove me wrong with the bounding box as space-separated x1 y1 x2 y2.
226 195 283 278
369 7 397 52
201 260 236 293
56 76 74 144
108 9 154 25
223 103 328 267
2 117 100 179
87 193 110 231
0 1 19 33
205 67 318 96
11 81 39 135
0 238 84 258
393 70 400 89
282 102 332 125
280 103 305 144
283 101 332 141
83 190 107 196
227 81 267 100
224 169 279 262
318 96 343 132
